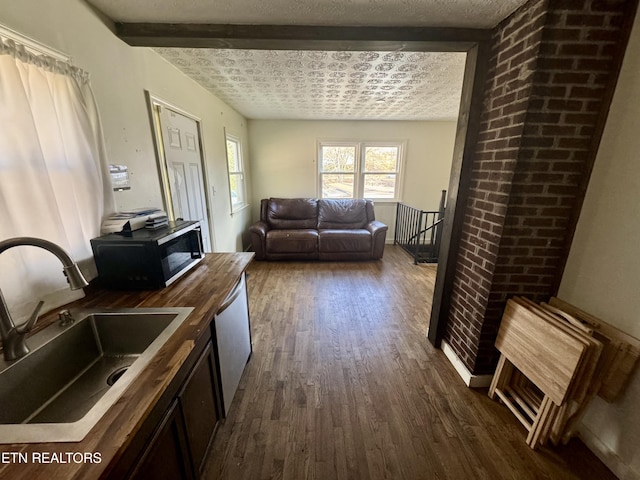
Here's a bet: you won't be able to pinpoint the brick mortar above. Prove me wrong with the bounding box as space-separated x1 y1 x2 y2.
444 0 547 372
443 0 636 375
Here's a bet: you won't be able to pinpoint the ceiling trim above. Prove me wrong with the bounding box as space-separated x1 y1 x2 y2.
115 23 491 51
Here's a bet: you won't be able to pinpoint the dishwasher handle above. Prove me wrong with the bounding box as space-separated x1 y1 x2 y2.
218 277 243 315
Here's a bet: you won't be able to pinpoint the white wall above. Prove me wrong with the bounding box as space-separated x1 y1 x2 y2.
248 119 456 237
0 0 252 253
559 10 640 480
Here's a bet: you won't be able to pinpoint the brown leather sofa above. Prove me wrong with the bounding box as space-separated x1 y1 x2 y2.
249 198 388 260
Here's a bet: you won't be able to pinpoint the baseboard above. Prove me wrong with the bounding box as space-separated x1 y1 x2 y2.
578 423 640 480
441 340 494 388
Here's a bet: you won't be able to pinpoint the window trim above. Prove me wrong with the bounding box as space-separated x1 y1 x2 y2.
224 131 248 214
317 139 405 202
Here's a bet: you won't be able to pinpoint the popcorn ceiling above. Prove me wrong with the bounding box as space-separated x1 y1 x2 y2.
88 0 526 28
154 49 468 120
88 0 529 119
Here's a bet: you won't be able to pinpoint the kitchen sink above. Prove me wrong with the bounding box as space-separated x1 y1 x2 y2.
0 307 193 444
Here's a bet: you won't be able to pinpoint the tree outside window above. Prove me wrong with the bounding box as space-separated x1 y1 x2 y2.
318 141 404 201
320 145 356 198
363 146 400 199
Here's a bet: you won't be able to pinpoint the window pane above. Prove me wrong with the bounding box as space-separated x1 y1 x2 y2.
364 146 398 172
322 174 354 198
321 146 355 172
229 172 245 205
226 139 240 172
363 174 396 198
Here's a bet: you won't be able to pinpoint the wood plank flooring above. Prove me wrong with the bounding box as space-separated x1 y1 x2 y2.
203 246 616 480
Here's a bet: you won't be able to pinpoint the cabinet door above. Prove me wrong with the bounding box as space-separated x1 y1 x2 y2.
129 399 193 480
179 340 220 476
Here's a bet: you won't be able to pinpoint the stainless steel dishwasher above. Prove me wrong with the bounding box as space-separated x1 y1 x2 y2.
213 272 252 416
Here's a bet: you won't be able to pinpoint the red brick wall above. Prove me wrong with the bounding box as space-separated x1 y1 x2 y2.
444 0 637 374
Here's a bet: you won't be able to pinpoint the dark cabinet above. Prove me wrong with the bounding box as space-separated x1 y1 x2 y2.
179 341 220 475
121 339 221 479
129 400 193 480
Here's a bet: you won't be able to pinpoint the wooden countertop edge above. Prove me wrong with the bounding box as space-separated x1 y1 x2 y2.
0 252 254 479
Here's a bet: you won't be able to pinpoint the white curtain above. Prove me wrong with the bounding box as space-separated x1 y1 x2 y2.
0 38 115 324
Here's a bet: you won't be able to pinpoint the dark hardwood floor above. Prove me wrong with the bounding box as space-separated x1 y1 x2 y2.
204 245 616 480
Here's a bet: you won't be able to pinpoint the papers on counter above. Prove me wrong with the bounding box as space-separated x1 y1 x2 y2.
101 208 168 234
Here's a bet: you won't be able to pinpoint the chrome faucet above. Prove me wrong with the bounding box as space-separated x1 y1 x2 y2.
0 237 89 361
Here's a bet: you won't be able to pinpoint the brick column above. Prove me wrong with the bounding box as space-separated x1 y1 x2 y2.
444 0 638 375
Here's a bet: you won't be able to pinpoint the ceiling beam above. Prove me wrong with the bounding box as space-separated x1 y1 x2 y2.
115 23 491 51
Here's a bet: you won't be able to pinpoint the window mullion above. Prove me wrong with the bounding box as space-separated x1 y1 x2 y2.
356 142 364 199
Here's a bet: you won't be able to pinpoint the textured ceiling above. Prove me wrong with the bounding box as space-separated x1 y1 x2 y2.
155 48 467 120
88 0 527 121
88 0 526 28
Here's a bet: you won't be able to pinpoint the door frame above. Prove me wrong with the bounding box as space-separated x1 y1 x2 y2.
130 27 495 346
145 91 216 252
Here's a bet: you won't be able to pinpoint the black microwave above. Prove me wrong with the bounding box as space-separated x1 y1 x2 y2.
90 220 204 289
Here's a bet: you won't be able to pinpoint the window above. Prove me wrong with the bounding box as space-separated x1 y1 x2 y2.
318 141 404 201
225 134 247 212
319 144 356 198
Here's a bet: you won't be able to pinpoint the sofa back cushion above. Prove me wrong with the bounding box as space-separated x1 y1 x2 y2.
266 198 318 229
318 199 368 229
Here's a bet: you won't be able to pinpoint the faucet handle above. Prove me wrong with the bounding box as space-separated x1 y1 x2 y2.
17 300 45 334
58 309 75 327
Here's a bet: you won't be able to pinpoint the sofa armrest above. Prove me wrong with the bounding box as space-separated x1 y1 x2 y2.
249 221 270 260
366 220 387 236
366 221 388 259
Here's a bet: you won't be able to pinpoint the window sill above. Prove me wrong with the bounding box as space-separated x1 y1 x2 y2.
320 198 399 205
230 203 250 216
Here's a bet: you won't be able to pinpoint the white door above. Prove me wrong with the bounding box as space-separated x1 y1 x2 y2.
155 105 213 252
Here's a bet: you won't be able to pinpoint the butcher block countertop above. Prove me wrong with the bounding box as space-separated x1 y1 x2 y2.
0 252 254 480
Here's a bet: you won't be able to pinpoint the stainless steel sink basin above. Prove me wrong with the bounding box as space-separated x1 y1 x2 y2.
0 307 193 443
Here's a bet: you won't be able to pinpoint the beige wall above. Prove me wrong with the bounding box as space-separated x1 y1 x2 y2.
0 0 252 252
247 119 456 237
559 10 640 480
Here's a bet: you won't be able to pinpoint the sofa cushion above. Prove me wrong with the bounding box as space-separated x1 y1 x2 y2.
267 198 318 229
266 229 318 253
318 229 371 253
318 199 368 229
